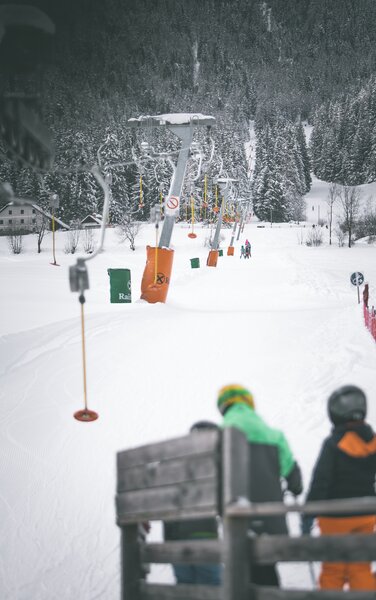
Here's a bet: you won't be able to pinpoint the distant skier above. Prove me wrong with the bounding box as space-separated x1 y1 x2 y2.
245 239 251 258
240 245 246 258
301 385 376 591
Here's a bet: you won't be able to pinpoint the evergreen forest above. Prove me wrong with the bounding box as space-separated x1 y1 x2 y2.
2 0 376 225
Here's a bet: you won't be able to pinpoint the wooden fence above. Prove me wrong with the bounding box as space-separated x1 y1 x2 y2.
116 427 376 600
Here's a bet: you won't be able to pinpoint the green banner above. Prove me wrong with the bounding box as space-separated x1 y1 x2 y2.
107 269 131 303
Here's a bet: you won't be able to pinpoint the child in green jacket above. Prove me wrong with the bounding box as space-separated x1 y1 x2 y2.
217 383 303 587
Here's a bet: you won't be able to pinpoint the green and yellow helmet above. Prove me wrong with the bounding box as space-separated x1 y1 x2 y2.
217 384 254 415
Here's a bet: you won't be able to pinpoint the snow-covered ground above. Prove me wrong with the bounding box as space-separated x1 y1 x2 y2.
1 178 376 599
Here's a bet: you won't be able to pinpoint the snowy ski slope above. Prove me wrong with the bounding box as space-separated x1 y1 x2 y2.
1 178 376 598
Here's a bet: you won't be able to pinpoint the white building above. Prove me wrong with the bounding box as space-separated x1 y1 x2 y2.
0 203 69 233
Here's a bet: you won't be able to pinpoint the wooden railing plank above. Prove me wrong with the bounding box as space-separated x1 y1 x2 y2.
222 428 251 600
226 497 376 517
116 479 218 524
121 524 141 600
117 431 219 470
118 454 218 492
251 533 376 564
141 540 222 564
255 588 376 600
140 582 221 599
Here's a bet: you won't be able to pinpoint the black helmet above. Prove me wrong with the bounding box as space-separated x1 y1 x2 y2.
190 420 218 432
328 385 367 425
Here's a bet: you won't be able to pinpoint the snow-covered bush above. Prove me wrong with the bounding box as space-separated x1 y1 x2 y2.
7 232 23 254
82 228 95 254
64 226 81 254
335 226 345 247
354 206 376 240
305 226 323 247
297 228 305 245
116 215 142 251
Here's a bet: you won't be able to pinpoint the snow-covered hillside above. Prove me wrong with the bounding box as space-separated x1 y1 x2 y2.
1 182 376 599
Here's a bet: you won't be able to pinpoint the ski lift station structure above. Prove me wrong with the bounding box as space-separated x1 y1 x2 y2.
128 113 215 304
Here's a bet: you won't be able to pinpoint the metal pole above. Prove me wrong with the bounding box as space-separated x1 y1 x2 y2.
229 217 237 247
158 126 193 248
236 215 243 241
237 201 249 241
51 209 56 265
80 297 88 411
212 197 225 250
270 207 273 228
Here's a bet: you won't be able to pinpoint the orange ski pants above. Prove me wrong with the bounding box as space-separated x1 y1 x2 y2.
318 515 376 590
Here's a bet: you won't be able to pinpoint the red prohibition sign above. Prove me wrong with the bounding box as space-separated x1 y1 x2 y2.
166 195 179 210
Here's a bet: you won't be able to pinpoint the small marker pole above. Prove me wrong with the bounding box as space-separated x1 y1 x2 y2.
154 221 159 284
80 295 89 409
70 259 99 422
150 204 161 284
52 211 56 263
50 193 60 266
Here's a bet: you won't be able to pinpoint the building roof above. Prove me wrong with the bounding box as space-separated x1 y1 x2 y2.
80 214 102 225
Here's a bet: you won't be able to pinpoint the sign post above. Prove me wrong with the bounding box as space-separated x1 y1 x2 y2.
350 271 364 304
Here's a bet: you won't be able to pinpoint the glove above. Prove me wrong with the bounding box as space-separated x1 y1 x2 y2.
285 462 303 496
301 515 314 535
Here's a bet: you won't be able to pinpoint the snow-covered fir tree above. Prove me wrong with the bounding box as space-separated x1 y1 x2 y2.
252 115 310 222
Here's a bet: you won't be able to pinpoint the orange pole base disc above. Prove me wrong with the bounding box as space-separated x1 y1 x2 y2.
188 233 197 239
74 409 99 422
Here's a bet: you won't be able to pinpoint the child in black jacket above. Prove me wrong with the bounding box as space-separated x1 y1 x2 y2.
302 385 376 590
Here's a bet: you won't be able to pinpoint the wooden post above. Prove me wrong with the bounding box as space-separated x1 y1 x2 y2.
222 427 251 600
121 524 141 600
